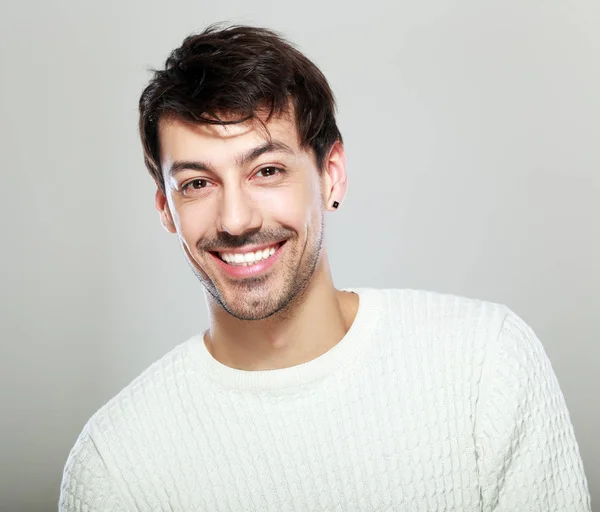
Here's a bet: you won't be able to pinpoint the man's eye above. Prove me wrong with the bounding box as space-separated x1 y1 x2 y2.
255 167 282 178
182 179 209 195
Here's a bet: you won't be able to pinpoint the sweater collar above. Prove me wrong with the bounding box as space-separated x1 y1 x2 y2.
185 288 383 392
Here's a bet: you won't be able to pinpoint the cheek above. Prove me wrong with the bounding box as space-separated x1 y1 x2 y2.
255 184 316 228
174 202 215 245
256 166 323 221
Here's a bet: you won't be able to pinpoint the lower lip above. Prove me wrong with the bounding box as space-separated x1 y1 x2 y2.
210 242 286 279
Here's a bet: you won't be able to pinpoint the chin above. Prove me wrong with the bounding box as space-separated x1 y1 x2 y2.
210 275 303 321
216 283 286 320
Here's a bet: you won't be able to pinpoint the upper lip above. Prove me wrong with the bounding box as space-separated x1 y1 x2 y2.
210 241 284 254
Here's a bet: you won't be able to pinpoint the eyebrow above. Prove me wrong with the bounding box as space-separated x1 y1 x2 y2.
167 140 295 177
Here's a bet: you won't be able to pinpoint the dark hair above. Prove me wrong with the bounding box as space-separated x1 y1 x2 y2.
139 24 342 191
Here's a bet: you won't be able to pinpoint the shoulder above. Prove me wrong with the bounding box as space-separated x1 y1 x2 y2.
479 305 558 405
361 288 549 378
363 287 511 342
60 338 199 511
61 336 210 508
59 421 127 511
85 336 204 446
371 287 562 393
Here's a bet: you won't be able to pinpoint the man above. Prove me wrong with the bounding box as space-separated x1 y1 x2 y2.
59 24 590 511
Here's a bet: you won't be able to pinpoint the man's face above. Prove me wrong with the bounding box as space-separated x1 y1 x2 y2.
157 112 332 320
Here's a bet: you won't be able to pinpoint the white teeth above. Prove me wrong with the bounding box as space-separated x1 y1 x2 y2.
219 244 280 266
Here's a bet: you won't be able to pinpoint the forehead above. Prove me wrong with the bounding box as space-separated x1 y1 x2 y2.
158 110 302 166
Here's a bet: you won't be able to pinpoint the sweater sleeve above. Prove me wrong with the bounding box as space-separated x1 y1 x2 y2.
475 309 591 512
59 423 128 512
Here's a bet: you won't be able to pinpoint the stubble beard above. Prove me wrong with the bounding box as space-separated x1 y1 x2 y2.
188 219 324 321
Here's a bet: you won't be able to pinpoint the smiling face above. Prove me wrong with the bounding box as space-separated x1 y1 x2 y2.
156 111 346 321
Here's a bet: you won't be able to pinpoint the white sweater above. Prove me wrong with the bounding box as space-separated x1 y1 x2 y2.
59 288 591 511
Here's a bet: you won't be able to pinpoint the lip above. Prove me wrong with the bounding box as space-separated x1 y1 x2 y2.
209 241 286 279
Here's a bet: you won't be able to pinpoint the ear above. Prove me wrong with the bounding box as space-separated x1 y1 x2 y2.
321 141 348 211
155 187 177 234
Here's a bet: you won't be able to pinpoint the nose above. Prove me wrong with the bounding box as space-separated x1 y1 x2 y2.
217 184 262 236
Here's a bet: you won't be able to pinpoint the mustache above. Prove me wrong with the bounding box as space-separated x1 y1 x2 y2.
197 228 295 251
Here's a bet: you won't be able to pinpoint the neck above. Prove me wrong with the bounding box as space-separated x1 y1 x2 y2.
203 257 358 371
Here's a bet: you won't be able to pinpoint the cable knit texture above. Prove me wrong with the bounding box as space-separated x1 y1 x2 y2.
59 288 591 511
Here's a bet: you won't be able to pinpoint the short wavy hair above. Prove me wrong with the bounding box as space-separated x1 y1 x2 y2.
139 24 342 191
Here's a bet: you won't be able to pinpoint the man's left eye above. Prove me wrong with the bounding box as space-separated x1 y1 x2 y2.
255 167 282 178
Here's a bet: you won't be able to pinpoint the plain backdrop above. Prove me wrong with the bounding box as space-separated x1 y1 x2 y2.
0 0 598 510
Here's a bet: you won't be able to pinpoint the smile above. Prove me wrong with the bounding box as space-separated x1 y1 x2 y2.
217 242 282 267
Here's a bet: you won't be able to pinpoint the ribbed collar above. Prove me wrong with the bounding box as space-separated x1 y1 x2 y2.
185 288 383 392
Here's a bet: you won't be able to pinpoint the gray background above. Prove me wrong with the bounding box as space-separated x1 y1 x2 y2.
1 0 598 510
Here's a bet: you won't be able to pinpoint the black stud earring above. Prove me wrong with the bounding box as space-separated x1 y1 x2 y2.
332 201 339 209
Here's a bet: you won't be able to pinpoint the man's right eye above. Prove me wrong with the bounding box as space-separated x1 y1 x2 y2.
182 179 209 195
